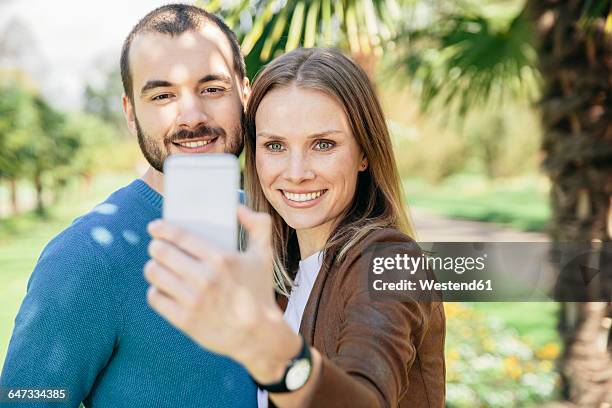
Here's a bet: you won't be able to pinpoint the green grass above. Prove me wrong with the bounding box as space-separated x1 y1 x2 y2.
405 174 551 232
470 302 560 348
0 173 136 368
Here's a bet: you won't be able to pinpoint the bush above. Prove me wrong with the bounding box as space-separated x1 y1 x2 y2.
463 105 541 179
390 119 468 182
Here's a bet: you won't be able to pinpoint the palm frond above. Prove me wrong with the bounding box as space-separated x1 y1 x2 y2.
393 8 541 115
207 0 413 72
578 0 611 33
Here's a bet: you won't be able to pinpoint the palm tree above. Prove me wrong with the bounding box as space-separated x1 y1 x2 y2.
528 1 612 405
393 1 612 404
197 0 411 77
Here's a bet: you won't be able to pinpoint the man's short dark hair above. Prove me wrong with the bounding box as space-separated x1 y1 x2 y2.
120 4 246 103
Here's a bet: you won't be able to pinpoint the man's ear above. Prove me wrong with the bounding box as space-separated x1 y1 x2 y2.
122 93 137 136
241 77 251 109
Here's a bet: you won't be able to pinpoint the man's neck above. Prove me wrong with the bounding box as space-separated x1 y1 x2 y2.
141 166 164 195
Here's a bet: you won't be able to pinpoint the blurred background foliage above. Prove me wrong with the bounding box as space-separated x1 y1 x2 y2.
0 65 139 219
0 0 552 224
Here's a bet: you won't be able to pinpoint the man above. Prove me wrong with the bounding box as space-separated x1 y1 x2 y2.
0 5 255 407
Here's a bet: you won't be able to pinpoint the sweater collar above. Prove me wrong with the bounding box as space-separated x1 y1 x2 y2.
131 179 163 210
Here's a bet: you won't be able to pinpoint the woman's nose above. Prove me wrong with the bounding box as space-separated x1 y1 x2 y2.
282 152 315 183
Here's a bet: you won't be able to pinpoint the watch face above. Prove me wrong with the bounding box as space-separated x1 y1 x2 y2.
286 358 312 391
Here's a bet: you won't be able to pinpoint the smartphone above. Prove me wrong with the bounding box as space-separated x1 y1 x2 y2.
163 154 239 250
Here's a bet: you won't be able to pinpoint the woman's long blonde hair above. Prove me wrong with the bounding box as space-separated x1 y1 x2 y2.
244 48 415 294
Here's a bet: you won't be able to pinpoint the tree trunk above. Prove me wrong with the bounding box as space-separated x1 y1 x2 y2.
526 0 612 405
33 172 45 217
8 177 18 215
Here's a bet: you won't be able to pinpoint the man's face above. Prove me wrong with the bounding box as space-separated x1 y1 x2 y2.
123 25 248 172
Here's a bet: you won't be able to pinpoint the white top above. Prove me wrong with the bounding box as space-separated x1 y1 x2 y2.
257 251 324 408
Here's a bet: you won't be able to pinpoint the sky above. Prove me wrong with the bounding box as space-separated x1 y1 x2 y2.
0 0 172 109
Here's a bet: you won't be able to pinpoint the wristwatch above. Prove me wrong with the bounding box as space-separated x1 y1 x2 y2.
254 334 313 393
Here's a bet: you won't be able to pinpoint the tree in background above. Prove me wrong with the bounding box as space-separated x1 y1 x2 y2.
83 66 128 134
199 0 411 78
529 1 612 404
60 112 115 188
0 80 116 217
6 88 78 216
0 13 119 218
0 83 27 215
393 0 612 404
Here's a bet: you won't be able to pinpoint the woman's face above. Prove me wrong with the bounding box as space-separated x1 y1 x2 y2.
255 85 367 239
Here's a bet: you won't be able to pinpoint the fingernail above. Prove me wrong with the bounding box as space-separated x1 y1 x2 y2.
148 219 162 233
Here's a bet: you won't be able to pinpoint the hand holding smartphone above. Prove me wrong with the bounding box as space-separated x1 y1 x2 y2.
163 154 239 250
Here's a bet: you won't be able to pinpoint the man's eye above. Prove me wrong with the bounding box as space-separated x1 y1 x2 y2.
266 142 284 152
314 140 335 151
151 94 172 101
202 87 225 94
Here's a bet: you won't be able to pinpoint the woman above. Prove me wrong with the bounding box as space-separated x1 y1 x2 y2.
145 48 445 407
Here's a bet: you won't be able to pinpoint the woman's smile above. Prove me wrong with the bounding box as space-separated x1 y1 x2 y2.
279 189 328 208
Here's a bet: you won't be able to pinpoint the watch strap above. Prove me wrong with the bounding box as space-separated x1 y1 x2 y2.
254 334 312 393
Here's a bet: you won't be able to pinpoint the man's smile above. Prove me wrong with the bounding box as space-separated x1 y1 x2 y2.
171 136 219 153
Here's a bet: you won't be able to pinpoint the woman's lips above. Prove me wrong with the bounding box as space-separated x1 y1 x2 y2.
279 189 328 208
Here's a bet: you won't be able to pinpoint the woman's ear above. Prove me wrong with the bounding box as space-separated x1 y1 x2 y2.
359 155 368 171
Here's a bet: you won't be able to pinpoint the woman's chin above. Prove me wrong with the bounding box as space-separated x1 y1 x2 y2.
284 217 327 232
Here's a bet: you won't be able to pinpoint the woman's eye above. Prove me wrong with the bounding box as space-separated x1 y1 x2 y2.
152 94 172 101
314 140 335 150
266 142 284 152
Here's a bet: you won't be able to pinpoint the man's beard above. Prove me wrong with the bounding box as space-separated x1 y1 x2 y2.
135 113 244 173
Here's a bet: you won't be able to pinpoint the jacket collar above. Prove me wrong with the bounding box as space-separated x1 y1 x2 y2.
276 251 335 344
298 252 332 344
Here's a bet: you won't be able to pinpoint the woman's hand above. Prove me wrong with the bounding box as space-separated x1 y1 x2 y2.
145 205 301 384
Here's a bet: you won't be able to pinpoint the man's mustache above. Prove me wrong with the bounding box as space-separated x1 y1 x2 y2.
166 125 226 144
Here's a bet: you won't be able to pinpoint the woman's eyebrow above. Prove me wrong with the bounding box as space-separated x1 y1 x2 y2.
306 130 344 139
256 132 285 140
256 130 344 139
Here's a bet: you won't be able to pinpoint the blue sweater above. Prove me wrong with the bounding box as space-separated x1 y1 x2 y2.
0 180 257 407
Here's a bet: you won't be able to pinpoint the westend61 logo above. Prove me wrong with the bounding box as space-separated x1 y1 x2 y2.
371 253 487 275
370 251 491 297
366 242 612 302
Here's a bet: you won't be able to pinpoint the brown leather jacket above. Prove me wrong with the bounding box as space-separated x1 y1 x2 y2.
278 228 446 407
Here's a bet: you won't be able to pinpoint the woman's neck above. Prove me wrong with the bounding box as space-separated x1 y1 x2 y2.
296 221 333 260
